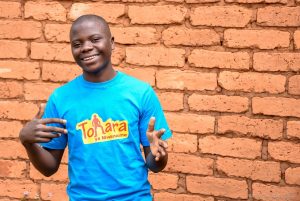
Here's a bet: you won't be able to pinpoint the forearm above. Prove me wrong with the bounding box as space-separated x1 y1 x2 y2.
22 143 60 176
146 151 168 173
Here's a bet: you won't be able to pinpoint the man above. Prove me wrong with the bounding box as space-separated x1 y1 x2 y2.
19 15 171 201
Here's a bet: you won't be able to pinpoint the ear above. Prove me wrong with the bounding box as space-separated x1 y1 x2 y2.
111 36 115 50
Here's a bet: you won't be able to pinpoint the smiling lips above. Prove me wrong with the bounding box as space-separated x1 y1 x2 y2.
81 54 99 61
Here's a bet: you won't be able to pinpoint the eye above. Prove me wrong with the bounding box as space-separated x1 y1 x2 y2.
91 37 101 43
72 43 81 48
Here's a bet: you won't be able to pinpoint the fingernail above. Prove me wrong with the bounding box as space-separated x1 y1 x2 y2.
63 119 67 124
64 129 68 134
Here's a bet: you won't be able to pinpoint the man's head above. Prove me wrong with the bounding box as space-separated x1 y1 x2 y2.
70 15 114 75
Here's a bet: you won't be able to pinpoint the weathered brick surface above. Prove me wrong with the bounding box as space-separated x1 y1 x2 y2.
0 81 23 99
24 82 61 101
116 67 155 86
295 30 300 49
126 47 185 67
25 1 67 22
226 0 286 3
224 29 290 49
216 157 281 182
128 5 187 24
157 70 217 90
285 167 300 185
41 183 68 201
166 153 213 175
0 20 42 39
45 24 71 42
218 115 283 139
30 164 68 182
186 176 248 199
188 94 248 113
189 49 250 69
287 121 300 139
0 2 21 18
42 62 81 82
0 120 23 138
0 61 40 80
0 40 27 59
69 3 125 23
268 141 300 163
0 179 39 199
167 133 198 153
0 159 26 178
218 71 286 94
190 6 252 27
154 192 214 201
111 27 158 44
162 27 220 46
253 52 300 71
253 183 300 201
112 46 125 65
157 92 184 111
252 97 300 118
148 173 178 189
199 136 261 159
0 101 38 121
257 7 300 27
288 75 300 95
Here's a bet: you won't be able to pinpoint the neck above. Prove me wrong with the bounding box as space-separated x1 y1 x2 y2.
83 65 116 83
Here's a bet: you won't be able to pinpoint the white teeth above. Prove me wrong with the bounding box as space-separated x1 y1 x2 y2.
83 55 97 61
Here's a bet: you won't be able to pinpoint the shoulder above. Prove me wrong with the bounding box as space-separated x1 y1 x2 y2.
118 71 152 92
50 75 81 99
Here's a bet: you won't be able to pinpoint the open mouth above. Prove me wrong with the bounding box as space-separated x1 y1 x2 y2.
81 54 99 61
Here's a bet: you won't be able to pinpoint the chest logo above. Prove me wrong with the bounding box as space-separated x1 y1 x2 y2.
76 113 129 144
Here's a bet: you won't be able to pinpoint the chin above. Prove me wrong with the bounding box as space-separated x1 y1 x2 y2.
82 63 108 74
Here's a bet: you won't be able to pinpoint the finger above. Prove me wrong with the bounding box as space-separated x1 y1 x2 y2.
36 131 62 138
35 103 45 119
35 137 53 143
147 117 155 133
40 118 67 125
159 140 168 149
155 128 166 139
42 125 67 134
155 152 161 161
158 146 166 157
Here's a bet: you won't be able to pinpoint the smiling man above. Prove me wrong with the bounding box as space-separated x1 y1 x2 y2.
19 15 172 201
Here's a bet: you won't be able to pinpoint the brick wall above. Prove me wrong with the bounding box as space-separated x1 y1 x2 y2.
0 0 299 201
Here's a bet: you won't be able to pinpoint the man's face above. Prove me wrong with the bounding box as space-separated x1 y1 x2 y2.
70 20 114 74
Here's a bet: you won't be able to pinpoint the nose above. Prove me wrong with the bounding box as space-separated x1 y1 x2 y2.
81 41 93 52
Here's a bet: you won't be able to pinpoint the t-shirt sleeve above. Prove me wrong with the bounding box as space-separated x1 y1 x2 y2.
39 93 67 150
139 85 172 146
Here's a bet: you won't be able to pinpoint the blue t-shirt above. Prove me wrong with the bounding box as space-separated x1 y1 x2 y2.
40 71 172 201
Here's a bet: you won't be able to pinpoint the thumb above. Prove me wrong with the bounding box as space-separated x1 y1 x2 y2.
35 103 45 119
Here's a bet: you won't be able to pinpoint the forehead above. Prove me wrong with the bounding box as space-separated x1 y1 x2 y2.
70 19 109 41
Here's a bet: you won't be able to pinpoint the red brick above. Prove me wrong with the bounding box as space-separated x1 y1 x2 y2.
295 30 300 49
41 183 68 201
0 61 40 80
217 157 280 182
0 179 39 199
0 101 38 121
253 183 300 201
61 149 68 164
168 133 197 153
69 3 125 23
0 159 26 178
45 24 71 42
111 27 158 44
187 0 220 2
268 141 300 163
253 52 300 71
287 121 300 139
288 75 300 95
116 67 155 86
157 92 184 111
190 6 252 27
112 46 125 65
189 49 249 69
219 71 286 94
165 112 215 133
0 81 23 98
186 176 248 199
0 2 21 18
0 198 19 201
0 20 41 39
157 70 217 90
189 94 248 113
25 1 66 22
166 153 213 175
218 115 283 139
128 5 187 24
31 42 73 62
30 164 68 182
148 173 178 189
285 167 300 185
199 136 261 159
226 0 286 3
0 40 27 59
0 121 23 138
224 29 290 49
24 82 61 101
42 62 81 82
126 47 185 67
252 97 300 118
162 27 220 46
122 0 158 1
154 192 214 201
257 7 300 27
0 140 27 159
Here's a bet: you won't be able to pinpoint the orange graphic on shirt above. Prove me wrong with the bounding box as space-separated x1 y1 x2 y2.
76 113 129 144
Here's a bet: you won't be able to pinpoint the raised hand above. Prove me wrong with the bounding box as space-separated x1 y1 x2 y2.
19 103 67 145
146 117 168 161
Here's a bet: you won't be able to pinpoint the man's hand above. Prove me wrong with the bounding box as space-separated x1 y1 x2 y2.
19 104 67 146
146 117 168 161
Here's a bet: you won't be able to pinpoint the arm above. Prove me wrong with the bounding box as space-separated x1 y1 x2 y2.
19 104 67 176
